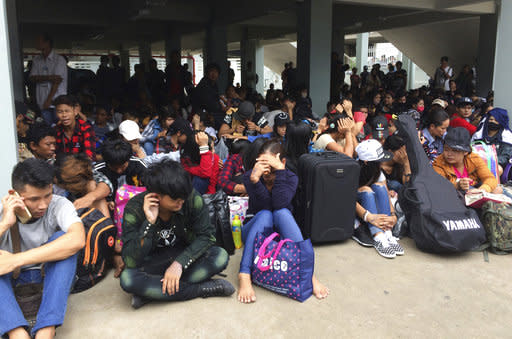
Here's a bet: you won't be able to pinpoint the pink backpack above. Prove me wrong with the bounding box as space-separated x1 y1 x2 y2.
114 184 146 247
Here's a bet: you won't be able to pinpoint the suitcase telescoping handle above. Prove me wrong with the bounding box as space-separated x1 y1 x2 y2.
316 151 340 160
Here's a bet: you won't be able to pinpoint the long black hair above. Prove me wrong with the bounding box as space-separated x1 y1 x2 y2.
421 108 449 130
358 160 382 187
242 138 268 170
284 121 312 172
322 113 344 135
181 131 201 164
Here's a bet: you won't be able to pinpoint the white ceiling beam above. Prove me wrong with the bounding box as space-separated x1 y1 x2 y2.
335 0 495 14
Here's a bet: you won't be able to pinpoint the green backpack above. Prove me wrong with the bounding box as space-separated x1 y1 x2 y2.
480 201 512 254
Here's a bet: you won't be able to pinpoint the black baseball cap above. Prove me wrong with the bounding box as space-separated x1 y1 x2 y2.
371 115 389 140
456 97 474 107
233 101 255 121
444 127 471 152
274 112 289 127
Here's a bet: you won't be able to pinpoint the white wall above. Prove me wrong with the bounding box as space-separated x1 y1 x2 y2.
379 17 480 78
493 1 512 108
0 0 19 193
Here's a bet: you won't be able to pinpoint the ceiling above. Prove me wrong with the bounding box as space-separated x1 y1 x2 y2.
17 0 495 54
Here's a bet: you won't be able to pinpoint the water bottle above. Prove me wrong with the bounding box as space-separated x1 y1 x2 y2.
232 215 243 249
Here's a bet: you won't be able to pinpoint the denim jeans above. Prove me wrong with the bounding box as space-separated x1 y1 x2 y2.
239 209 304 274
0 231 77 337
387 180 403 193
357 184 391 236
142 141 155 156
120 244 228 301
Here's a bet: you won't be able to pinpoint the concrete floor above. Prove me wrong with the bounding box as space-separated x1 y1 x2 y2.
59 238 512 338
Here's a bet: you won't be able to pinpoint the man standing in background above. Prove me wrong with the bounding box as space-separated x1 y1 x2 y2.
29 34 68 125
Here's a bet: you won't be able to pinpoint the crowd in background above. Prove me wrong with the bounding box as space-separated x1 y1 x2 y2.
2 32 509 337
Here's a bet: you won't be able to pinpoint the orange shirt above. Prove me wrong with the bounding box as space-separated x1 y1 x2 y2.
433 152 497 192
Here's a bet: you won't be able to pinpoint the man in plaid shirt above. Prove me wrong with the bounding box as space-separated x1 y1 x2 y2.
53 95 96 161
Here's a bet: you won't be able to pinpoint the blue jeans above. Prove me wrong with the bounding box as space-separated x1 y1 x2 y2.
41 108 56 126
357 184 391 236
0 231 77 337
142 141 155 156
387 180 403 193
239 209 304 274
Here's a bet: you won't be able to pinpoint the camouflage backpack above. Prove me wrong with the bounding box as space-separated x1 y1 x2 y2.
480 201 512 254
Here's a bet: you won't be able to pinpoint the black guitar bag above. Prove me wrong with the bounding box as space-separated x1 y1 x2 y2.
395 115 486 253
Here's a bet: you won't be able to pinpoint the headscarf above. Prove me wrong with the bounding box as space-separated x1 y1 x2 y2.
473 107 512 145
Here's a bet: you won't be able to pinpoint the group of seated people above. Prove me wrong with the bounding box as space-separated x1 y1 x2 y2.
2 80 506 338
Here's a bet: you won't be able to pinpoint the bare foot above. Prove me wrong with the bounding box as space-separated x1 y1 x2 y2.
113 254 125 278
8 327 30 339
238 273 256 303
312 275 329 299
34 326 55 339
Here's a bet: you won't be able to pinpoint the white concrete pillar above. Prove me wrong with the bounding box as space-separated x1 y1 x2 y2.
241 37 264 93
356 33 369 73
297 0 332 115
409 62 416 90
205 23 228 93
254 45 264 94
493 1 512 110
478 14 497 97
119 46 130 81
138 41 152 72
0 0 21 193
165 25 181 65
402 54 416 90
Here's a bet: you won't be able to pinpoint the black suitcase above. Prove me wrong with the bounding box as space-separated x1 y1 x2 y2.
296 152 360 243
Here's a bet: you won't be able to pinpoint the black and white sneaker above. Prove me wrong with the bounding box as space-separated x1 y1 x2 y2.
385 230 405 256
352 225 374 247
373 233 396 259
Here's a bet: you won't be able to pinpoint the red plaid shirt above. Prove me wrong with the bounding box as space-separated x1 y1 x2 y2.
55 119 96 160
218 154 244 195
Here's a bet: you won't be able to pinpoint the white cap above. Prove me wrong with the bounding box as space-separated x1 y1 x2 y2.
432 98 448 109
356 139 393 162
119 120 142 141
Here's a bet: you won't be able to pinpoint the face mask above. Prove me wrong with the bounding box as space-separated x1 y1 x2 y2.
417 106 425 112
488 122 501 131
